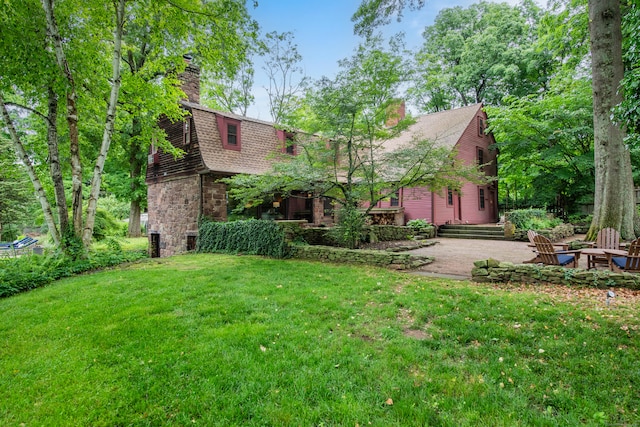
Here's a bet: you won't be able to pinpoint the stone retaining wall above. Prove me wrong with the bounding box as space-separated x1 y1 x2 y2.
291 245 434 270
471 259 640 290
513 224 575 242
294 225 421 246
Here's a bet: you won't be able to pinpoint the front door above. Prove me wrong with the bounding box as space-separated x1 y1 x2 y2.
454 194 462 223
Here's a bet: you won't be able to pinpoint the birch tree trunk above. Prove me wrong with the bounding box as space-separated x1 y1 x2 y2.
0 94 61 246
41 0 83 236
47 88 71 240
82 0 126 246
587 0 636 240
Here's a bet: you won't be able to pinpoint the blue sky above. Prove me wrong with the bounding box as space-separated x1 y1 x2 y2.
245 0 525 120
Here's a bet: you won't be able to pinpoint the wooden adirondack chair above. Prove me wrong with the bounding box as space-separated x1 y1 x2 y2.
606 238 640 273
524 230 569 263
588 227 621 269
532 234 581 268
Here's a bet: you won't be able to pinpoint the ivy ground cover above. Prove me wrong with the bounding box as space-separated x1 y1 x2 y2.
1 254 638 426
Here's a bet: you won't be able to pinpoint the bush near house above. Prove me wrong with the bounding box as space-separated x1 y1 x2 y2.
197 218 290 258
288 224 416 247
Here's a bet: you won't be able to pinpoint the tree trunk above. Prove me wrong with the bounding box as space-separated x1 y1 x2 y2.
127 117 143 237
82 0 125 246
41 0 84 237
0 94 61 246
587 0 636 240
47 88 71 240
128 201 142 237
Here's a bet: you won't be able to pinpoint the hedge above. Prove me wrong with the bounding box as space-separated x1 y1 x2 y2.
197 219 289 258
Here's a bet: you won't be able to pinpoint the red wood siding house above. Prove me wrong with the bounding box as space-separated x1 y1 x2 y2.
376 103 498 225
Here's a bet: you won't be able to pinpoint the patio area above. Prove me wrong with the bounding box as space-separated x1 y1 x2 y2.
408 235 586 279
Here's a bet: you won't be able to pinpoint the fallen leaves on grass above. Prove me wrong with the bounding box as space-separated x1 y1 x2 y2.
489 283 640 311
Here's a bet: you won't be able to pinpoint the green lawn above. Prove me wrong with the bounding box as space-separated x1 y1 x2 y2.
1 254 638 426
91 236 149 252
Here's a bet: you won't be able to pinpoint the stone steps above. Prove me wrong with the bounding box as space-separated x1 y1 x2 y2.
437 225 510 240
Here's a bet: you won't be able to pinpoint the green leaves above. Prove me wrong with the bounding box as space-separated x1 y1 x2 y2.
414 1 547 109
486 77 594 211
197 218 289 258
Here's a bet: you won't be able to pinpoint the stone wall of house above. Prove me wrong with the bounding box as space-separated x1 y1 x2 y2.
147 175 200 257
201 173 228 221
471 259 640 290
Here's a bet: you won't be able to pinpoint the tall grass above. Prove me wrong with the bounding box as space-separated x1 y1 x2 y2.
1 254 638 426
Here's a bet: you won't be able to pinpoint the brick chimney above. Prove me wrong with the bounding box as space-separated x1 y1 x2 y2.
180 55 200 104
385 100 406 127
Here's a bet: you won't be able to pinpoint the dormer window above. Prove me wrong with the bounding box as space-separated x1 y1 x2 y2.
216 114 242 151
285 142 295 155
227 123 238 146
277 129 296 155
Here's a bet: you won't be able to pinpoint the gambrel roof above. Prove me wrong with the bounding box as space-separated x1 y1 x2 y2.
382 103 484 152
184 101 283 175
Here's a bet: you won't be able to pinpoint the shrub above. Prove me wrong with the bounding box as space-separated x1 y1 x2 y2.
330 206 368 249
0 249 147 298
507 208 562 230
567 213 592 225
197 218 289 258
97 194 131 220
92 208 122 241
406 218 431 231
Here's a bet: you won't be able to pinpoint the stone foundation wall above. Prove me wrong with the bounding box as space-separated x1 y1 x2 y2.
201 174 228 221
291 245 433 270
471 259 640 290
147 175 200 257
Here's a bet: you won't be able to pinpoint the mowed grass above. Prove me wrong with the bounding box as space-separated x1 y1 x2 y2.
91 236 149 252
1 254 639 426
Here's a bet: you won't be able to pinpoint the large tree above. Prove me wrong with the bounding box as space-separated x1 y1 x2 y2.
412 1 550 110
486 77 594 213
0 0 125 249
262 31 309 125
485 0 594 215
587 0 636 239
0 0 257 249
107 0 257 237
